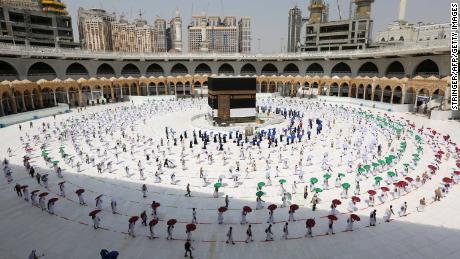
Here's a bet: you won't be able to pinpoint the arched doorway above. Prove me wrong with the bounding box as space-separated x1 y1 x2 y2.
386 61 405 78
393 86 402 104
241 63 256 76
382 86 392 103
350 84 357 98
339 83 349 97
365 85 372 100
331 62 351 76
373 85 382 101
357 84 364 99
414 59 439 77
329 83 339 96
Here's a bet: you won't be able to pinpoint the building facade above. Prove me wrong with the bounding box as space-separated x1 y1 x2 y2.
169 9 182 52
0 0 77 48
77 8 115 51
78 8 182 53
301 0 374 52
377 22 450 44
287 6 302 52
188 15 250 53
238 17 251 53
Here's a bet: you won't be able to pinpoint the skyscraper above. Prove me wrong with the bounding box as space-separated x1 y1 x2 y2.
78 8 116 51
153 17 167 52
287 6 302 52
169 9 182 52
238 17 251 53
188 15 250 53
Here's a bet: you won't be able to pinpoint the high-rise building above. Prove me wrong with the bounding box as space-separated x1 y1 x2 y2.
0 0 77 48
188 15 250 53
77 8 116 51
153 17 167 52
238 17 251 53
287 6 302 52
78 7 181 53
300 0 373 52
169 9 182 52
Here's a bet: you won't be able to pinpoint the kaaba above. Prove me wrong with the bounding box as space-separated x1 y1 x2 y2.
207 77 257 124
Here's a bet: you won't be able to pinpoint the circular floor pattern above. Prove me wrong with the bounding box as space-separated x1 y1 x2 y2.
1 97 459 259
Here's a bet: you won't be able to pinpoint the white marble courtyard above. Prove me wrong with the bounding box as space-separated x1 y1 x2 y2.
1 97 459 259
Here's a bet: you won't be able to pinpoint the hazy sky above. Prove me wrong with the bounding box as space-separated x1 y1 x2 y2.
65 0 453 53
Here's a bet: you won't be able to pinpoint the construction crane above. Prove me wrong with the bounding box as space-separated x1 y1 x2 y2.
336 0 342 20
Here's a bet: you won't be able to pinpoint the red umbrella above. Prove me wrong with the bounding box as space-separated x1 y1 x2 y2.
31 190 40 194
218 206 228 213
332 199 342 205
39 192 49 197
438 150 445 154
435 154 442 159
267 204 278 211
89 209 101 217
405 177 414 182
306 218 316 228
351 196 361 203
367 190 376 196
290 204 299 211
152 202 161 209
397 181 408 187
454 171 460 175
75 189 85 194
149 219 159 226
443 177 453 184
186 223 197 232
20 185 28 189
327 215 338 221
167 219 177 225
428 165 437 171
457 163 460 168
48 198 59 203
129 216 139 223
243 206 252 213
350 214 361 221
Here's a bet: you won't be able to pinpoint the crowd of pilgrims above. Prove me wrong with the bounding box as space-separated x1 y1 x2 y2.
4 97 459 247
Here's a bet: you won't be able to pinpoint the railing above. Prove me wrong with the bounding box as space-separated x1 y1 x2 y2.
0 40 450 60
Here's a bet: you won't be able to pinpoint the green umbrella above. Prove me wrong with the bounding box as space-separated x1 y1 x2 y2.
387 171 396 177
323 173 332 179
358 167 365 173
385 158 393 165
52 160 59 165
310 177 318 184
256 191 265 197
314 188 323 193
374 176 383 182
338 173 346 178
412 153 419 157
378 160 385 165
257 182 266 188
342 183 350 189
388 155 396 159
214 183 222 188
363 165 371 171
413 157 420 162
279 179 287 184
372 162 380 168
403 163 410 167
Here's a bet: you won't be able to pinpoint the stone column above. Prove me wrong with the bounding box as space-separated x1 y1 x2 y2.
0 99 5 116
120 86 124 99
90 89 94 101
78 90 83 106
390 90 394 104
11 91 17 114
147 84 150 96
21 93 26 111
53 90 57 106
66 90 70 104
30 93 35 109
110 87 115 101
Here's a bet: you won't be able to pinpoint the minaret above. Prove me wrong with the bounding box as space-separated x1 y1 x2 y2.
308 0 326 24
398 0 407 21
170 8 182 52
353 0 374 20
